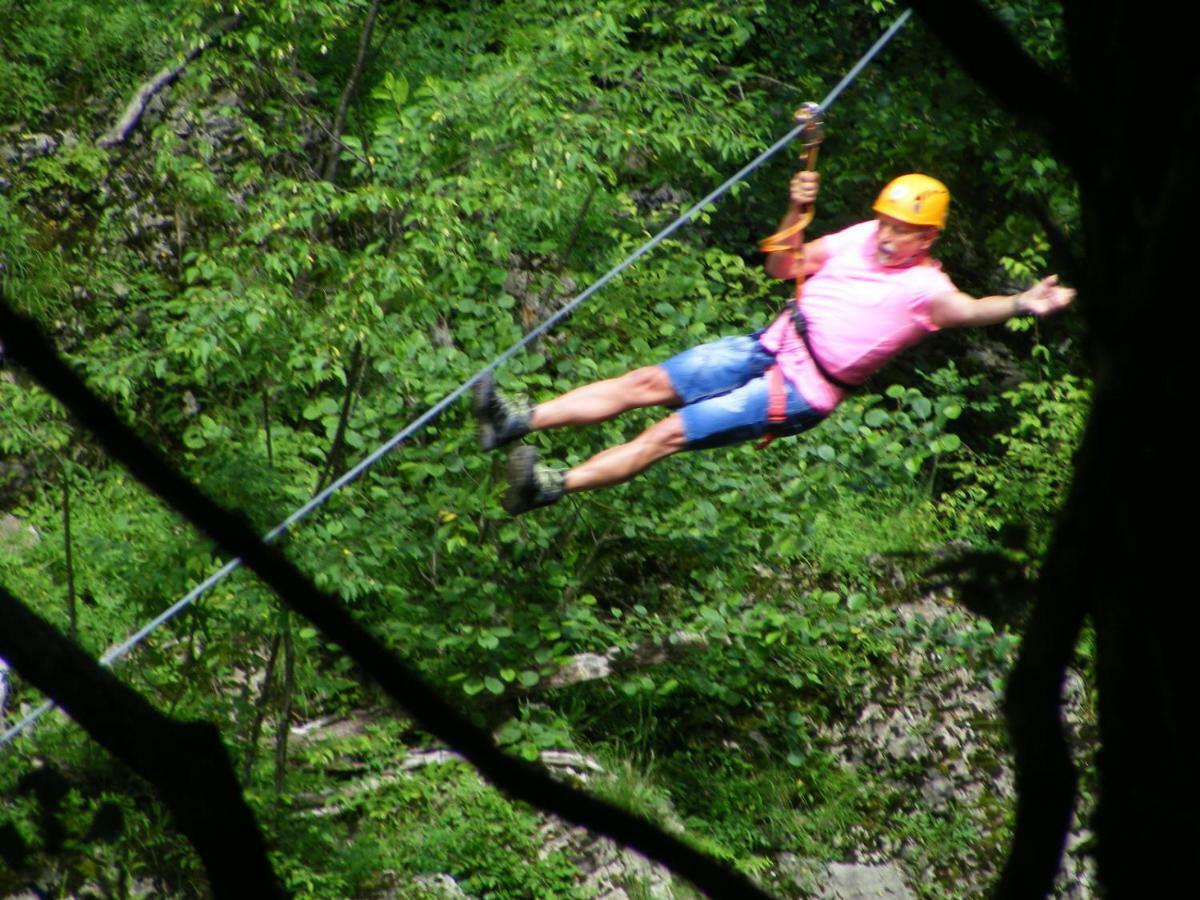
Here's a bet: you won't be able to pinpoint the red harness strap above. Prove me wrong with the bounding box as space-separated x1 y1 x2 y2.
766 363 788 424
757 204 805 452
756 363 789 449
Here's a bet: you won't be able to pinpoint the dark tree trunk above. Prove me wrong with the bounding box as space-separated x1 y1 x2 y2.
911 1 1200 894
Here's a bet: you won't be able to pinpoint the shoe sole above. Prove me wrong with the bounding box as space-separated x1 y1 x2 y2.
502 446 537 515
472 372 498 450
471 371 495 421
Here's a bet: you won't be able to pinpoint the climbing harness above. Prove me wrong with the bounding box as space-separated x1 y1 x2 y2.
755 103 859 447
1 10 914 750
757 103 823 445
789 306 859 392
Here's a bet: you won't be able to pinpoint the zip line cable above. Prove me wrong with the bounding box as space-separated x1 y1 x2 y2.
1 9 912 749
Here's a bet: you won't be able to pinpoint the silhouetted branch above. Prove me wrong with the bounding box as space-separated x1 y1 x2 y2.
907 0 1081 165
993 445 1091 897
0 586 284 897
1017 193 1084 288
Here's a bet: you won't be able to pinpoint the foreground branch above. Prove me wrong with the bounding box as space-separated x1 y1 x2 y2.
906 0 1080 165
993 381 1099 897
0 587 283 897
0 298 773 900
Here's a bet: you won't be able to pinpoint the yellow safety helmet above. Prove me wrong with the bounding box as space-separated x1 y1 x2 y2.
873 174 950 229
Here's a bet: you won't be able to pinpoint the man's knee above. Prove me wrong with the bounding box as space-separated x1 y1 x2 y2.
621 366 678 404
639 413 688 456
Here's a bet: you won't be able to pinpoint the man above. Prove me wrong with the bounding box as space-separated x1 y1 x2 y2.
472 172 1075 515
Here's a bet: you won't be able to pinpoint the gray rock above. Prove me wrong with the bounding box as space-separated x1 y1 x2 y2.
920 774 955 809
21 132 58 160
819 862 914 899
0 514 40 550
409 873 472 899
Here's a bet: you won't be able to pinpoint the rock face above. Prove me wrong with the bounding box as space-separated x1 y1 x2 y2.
814 596 1097 898
0 132 60 164
408 873 472 899
776 856 914 899
539 821 675 900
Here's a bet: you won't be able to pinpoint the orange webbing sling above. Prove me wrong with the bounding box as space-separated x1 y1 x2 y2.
756 103 823 449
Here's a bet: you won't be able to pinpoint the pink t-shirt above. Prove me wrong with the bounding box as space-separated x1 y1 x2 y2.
759 220 956 412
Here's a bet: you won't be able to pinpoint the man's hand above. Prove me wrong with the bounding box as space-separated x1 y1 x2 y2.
930 275 1077 329
789 170 819 207
1014 275 1076 318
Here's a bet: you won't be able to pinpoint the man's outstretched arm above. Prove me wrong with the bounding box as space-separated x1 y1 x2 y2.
929 275 1076 328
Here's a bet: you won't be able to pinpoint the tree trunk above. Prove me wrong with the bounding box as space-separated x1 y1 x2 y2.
911 2 1200 894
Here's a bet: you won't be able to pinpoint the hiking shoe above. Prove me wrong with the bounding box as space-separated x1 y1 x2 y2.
503 446 565 515
471 371 532 451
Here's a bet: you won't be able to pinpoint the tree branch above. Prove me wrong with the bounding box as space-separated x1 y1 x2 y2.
97 16 243 149
1018 192 1084 288
906 0 1081 164
0 586 284 897
994 434 1093 896
322 0 383 183
0 298 775 900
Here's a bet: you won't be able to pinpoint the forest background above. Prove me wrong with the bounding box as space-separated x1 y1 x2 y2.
0 1 1094 897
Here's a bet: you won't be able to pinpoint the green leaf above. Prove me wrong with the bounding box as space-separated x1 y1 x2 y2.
495 720 523 744
936 434 962 453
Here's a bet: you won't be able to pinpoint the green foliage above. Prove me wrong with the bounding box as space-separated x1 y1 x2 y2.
939 366 1089 556
263 755 587 899
0 0 188 123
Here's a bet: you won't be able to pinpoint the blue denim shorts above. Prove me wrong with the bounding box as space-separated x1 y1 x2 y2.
660 333 826 450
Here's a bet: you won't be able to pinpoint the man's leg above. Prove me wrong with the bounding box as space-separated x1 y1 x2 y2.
503 413 685 514
474 365 679 450
489 368 683 515
487 334 789 513
531 366 680 429
501 362 827 515
563 413 686 491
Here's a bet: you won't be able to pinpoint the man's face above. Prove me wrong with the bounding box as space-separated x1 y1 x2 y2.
874 215 937 267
